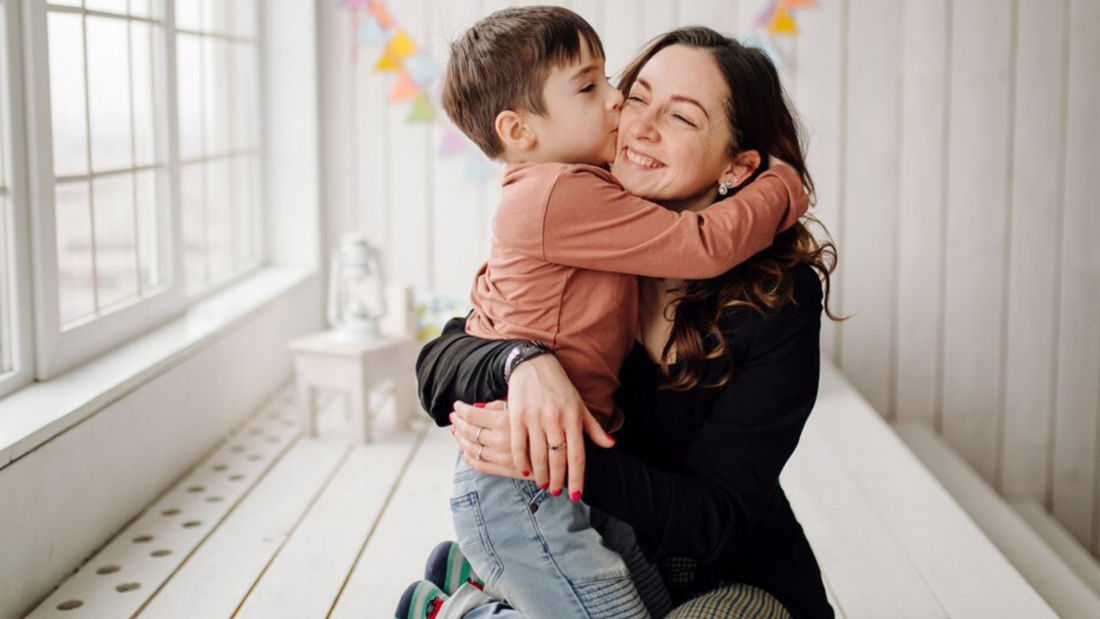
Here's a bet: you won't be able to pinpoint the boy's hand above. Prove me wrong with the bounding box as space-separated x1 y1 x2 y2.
506 355 616 500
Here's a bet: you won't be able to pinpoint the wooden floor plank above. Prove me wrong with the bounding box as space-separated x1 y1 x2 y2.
135 435 353 619
784 422 949 618
809 361 1057 618
329 426 457 619
22 392 301 619
233 426 423 619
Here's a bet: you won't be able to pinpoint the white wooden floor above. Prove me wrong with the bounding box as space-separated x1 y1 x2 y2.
22 361 1060 619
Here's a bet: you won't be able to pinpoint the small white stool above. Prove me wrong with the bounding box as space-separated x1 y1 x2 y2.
288 330 418 443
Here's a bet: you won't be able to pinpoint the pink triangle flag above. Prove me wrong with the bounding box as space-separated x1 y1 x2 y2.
389 72 420 102
439 129 468 156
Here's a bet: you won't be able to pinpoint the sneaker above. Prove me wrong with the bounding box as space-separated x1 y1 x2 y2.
424 540 484 595
394 580 447 619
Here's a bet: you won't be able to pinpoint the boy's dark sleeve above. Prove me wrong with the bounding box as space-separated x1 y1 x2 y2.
415 316 519 426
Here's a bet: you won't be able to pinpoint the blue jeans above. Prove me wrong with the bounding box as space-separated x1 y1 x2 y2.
446 455 671 619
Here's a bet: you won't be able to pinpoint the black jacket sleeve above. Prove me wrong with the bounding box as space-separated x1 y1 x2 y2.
415 316 519 426
582 269 823 563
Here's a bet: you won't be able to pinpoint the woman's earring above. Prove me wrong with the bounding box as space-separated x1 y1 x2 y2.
718 179 736 196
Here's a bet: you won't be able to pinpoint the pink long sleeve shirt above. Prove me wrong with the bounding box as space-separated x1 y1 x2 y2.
465 162 808 430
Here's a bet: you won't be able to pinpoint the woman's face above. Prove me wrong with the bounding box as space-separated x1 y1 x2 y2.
611 45 737 211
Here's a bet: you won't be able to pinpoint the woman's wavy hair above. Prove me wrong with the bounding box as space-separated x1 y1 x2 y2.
617 26 843 391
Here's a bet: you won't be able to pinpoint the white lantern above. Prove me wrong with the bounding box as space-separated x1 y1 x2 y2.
328 233 387 338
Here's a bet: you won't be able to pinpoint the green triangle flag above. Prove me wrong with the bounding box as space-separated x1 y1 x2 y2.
407 93 435 123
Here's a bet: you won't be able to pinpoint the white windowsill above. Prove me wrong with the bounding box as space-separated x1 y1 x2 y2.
0 265 316 470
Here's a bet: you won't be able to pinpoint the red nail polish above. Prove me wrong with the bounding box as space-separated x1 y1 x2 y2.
570 491 582 502
539 483 549 490
523 470 530 477
550 489 562 497
473 403 486 408
606 433 616 443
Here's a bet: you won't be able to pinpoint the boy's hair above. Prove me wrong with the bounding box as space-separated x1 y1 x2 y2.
441 6 605 159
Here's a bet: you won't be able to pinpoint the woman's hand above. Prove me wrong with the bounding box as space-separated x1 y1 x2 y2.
505 355 616 500
450 400 527 479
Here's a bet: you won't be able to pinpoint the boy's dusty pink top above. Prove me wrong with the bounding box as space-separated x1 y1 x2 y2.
465 162 808 430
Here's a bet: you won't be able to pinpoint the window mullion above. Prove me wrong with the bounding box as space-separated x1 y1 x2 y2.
78 4 99 312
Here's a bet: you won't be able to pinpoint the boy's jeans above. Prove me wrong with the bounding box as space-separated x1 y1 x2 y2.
448 455 672 619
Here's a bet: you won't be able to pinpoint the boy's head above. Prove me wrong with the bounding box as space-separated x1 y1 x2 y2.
441 6 623 166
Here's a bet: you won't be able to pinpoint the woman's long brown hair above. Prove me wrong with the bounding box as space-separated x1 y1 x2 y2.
618 27 843 391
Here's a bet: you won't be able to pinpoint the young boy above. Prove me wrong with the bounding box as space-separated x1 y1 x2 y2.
397 7 808 619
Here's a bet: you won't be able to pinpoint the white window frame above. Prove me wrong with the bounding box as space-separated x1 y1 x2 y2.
0 0 35 398
21 0 265 379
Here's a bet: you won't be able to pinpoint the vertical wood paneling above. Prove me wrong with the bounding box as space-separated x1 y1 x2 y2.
640 0 675 42
789 0 845 362
894 0 950 428
354 9 390 263
602 0 641 80
429 2 484 298
384 1 431 290
677 0 739 37
940 0 1015 483
319 0 1100 558
837 0 902 417
1001 0 1068 500
1053 0 1100 552
320 0 355 253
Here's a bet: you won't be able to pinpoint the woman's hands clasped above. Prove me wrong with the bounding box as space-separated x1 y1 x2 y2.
449 354 616 501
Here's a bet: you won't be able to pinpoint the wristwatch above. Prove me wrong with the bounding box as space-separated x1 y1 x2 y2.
503 340 551 383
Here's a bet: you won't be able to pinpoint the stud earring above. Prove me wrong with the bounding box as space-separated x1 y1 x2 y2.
718 179 737 196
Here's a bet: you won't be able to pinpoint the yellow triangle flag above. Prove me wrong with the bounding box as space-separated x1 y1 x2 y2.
389 72 420 102
374 49 401 72
385 30 418 61
768 6 799 35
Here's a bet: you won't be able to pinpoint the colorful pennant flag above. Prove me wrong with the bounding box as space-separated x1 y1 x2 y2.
768 5 799 35
407 93 435 122
369 1 395 28
384 30 418 60
782 0 816 8
439 129 468 156
404 53 438 86
358 16 389 46
374 49 402 71
389 72 421 102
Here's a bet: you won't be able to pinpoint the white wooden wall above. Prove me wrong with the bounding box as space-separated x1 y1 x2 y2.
319 0 1100 557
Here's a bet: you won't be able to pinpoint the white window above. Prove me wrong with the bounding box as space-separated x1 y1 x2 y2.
175 0 261 295
22 0 262 379
0 0 33 398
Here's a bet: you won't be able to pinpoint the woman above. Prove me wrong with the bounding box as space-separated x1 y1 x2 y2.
418 27 838 619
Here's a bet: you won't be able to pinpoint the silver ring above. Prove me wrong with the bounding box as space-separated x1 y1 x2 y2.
549 443 565 451
475 426 486 447
476 444 485 461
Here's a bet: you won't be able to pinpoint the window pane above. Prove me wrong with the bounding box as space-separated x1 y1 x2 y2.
85 0 128 15
48 0 82 7
204 38 230 156
92 173 138 309
175 0 200 31
56 182 95 325
131 21 158 166
177 33 202 161
135 169 162 290
48 11 89 177
130 0 153 19
231 156 252 262
202 0 229 35
231 0 256 39
87 16 133 171
206 158 231 281
231 44 256 150
181 162 205 293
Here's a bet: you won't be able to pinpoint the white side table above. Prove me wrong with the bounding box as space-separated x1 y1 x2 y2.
288 330 418 443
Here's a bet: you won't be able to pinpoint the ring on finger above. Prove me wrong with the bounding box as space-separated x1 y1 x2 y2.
476 444 485 461
475 426 486 446
549 443 565 451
